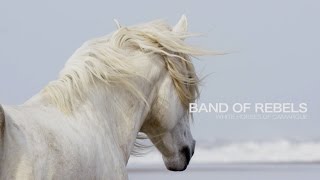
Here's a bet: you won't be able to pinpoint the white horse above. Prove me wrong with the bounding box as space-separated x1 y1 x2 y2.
0 15 211 179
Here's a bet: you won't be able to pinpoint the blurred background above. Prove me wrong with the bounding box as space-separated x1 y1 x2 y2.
1 0 320 179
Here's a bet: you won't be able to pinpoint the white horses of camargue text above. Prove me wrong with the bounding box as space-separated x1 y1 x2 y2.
0 15 215 179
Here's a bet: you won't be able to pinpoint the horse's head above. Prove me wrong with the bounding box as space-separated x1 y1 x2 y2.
141 15 198 171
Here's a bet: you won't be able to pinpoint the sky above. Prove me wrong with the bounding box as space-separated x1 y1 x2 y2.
0 0 319 141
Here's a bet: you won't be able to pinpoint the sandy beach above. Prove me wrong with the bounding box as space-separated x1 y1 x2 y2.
128 163 320 180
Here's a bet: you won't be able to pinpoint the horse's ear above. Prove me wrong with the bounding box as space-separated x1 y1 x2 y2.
173 14 188 33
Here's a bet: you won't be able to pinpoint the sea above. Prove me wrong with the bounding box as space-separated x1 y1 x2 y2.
128 139 320 179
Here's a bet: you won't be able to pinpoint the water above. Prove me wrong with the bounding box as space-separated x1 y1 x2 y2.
129 139 320 164
128 139 320 179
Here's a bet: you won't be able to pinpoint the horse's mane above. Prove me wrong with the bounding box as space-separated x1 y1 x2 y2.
43 20 211 113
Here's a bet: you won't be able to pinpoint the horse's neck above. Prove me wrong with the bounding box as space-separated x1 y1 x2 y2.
25 53 165 164
85 84 153 163
25 80 155 164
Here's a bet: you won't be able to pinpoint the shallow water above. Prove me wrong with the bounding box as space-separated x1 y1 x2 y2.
128 163 320 180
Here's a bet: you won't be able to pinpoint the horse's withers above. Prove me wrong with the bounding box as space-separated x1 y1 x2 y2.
0 105 4 139
0 105 5 176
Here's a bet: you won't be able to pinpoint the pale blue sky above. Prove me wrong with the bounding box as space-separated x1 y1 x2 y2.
0 0 319 141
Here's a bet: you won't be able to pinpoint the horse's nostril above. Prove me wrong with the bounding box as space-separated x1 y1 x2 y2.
192 140 196 156
180 146 191 165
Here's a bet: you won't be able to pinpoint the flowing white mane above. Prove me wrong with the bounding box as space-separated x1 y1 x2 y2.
42 20 211 113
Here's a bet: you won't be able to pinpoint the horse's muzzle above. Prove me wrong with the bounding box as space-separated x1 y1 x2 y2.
168 140 196 171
